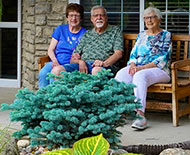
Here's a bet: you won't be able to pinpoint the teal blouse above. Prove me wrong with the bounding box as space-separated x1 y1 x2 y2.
128 30 171 75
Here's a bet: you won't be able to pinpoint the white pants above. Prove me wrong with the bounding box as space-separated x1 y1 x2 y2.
115 66 170 112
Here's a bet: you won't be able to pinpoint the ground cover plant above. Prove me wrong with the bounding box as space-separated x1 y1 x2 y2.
0 125 19 155
0 126 10 153
1 69 141 149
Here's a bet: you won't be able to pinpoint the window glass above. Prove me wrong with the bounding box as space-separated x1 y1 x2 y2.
82 13 92 30
168 14 189 34
123 0 139 12
168 0 189 11
80 0 189 34
0 0 17 22
80 0 140 33
145 0 189 34
145 0 166 12
0 28 17 79
123 14 139 33
103 1 121 12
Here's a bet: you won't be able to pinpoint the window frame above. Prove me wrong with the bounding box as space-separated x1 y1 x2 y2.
0 0 21 88
69 0 190 35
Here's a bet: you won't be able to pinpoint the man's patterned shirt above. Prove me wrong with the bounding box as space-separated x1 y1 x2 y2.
73 25 123 73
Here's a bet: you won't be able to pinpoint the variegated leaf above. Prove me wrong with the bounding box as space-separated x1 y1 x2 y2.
73 133 109 155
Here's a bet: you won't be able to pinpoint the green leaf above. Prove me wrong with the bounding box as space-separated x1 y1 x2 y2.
42 148 72 155
73 133 109 155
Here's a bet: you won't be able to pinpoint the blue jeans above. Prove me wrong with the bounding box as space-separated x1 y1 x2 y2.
39 62 54 88
63 61 112 73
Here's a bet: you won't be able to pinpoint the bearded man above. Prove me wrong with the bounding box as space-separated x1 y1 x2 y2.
52 5 123 75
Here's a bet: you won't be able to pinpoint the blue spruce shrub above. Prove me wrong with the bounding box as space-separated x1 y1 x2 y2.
1 69 141 149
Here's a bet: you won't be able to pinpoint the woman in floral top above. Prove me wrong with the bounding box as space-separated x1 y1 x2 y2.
115 7 171 130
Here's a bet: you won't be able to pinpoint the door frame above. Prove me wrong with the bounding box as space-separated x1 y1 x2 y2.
0 0 21 88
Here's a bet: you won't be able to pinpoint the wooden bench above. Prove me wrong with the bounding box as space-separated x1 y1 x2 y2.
38 33 190 126
123 34 190 126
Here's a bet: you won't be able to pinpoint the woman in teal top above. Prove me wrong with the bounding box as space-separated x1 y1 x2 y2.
115 7 171 130
128 30 171 75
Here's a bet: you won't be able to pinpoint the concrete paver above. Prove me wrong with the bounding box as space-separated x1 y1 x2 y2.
0 87 190 146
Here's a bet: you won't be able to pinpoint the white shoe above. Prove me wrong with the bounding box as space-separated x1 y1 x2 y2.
131 115 148 130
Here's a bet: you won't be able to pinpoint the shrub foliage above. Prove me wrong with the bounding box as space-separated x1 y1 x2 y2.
1 70 140 149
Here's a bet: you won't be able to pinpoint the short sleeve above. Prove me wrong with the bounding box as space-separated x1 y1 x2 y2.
51 25 61 41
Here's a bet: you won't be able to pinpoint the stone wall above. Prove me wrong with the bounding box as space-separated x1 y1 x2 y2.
22 0 68 90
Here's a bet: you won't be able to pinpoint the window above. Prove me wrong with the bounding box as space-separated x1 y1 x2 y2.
0 0 21 87
80 0 140 33
69 0 190 35
145 0 189 34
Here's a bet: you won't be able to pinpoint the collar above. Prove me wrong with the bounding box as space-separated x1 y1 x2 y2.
92 24 112 34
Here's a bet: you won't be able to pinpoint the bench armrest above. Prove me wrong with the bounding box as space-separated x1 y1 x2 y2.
170 59 190 88
38 56 50 72
171 59 190 71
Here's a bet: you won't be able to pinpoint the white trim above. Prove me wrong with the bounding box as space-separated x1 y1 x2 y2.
17 0 21 88
0 22 19 28
139 0 144 32
165 0 168 30
68 0 79 4
0 79 19 88
0 0 21 88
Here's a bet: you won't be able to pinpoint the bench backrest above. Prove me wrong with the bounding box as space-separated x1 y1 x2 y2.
123 33 190 72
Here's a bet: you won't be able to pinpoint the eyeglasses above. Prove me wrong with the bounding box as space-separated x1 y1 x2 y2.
144 15 157 21
92 14 106 18
68 14 81 19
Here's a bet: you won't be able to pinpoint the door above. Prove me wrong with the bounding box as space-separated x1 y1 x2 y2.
0 0 21 87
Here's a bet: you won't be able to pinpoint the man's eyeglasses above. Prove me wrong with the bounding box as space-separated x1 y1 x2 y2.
144 15 157 21
92 14 106 18
68 14 81 19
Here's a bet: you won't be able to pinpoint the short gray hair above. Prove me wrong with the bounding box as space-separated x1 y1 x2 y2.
143 7 162 20
91 5 107 15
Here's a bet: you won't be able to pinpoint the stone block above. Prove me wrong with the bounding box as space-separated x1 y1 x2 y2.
28 0 35 6
36 26 43 37
43 27 54 37
22 59 34 71
47 14 65 21
26 69 36 83
35 4 51 14
23 31 35 44
35 38 47 44
24 52 35 63
35 15 47 26
52 2 67 14
26 16 35 23
36 44 48 51
160 148 190 155
23 43 35 54
26 7 35 15
22 80 35 90
35 50 48 56
23 23 34 30
47 21 63 27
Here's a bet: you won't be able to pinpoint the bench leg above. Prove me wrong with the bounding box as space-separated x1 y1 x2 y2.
172 93 179 127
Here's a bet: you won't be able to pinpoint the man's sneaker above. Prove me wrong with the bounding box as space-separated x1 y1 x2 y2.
131 115 148 130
